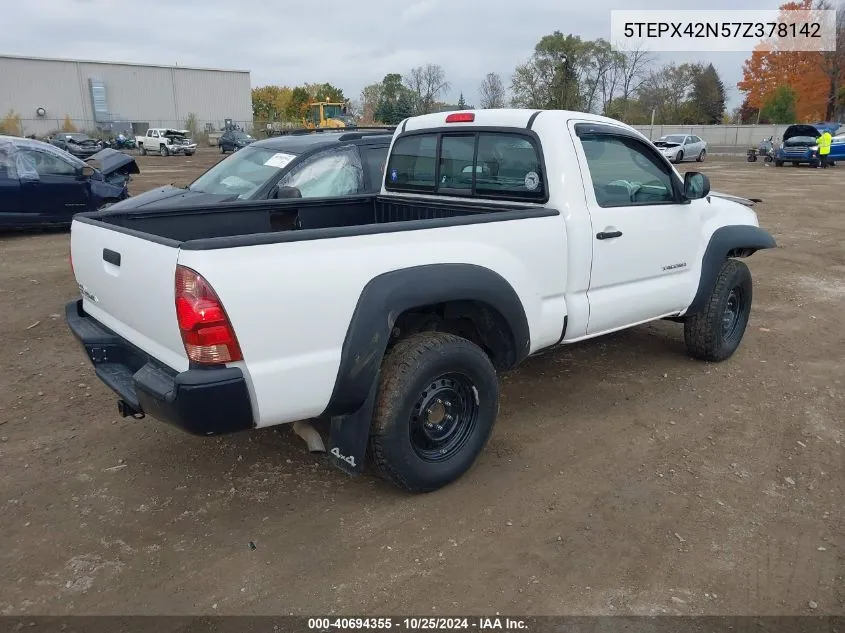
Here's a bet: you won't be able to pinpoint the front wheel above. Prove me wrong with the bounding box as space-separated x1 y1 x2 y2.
697 149 706 162
775 160 783 167
220 144 226 154
674 150 684 164
369 332 499 493
160 145 169 157
684 259 752 362
139 144 146 156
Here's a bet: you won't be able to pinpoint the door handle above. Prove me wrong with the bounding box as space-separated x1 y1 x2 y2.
596 230 623 240
102 248 121 266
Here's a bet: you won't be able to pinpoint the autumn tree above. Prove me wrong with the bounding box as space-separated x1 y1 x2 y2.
478 72 507 108
251 85 293 121
737 0 837 121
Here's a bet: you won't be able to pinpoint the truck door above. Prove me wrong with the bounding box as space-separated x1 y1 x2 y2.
570 121 703 335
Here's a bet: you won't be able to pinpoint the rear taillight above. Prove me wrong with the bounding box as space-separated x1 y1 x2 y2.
175 265 242 365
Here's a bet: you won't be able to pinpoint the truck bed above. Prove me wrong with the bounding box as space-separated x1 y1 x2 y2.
78 195 544 249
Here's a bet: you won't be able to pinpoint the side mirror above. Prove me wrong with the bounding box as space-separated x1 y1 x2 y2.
80 165 96 178
271 185 302 199
683 172 710 200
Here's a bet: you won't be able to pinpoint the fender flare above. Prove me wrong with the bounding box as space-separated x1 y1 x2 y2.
321 263 530 418
686 225 777 315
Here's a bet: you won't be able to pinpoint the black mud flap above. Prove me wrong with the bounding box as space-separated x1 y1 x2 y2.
327 380 378 476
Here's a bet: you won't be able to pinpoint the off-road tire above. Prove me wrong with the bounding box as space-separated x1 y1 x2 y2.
369 332 499 493
684 259 752 362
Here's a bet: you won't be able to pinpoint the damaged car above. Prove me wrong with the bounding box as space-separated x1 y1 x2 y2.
652 134 707 163
0 136 139 229
48 132 105 159
136 128 197 156
774 122 843 167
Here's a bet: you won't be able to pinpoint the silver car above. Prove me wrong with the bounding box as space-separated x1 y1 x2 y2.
653 134 708 163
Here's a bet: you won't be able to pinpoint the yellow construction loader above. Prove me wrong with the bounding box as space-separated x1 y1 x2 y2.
304 101 355 129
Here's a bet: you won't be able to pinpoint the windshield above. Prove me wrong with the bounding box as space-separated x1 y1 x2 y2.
660 135 686 144
234 132 252 140
189 145 297 198
323 104 343 119
64 134 91 142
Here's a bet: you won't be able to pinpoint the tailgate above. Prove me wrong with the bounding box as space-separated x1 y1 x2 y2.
70 219 189 372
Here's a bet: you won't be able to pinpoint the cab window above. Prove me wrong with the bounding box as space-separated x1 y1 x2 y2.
385 131 545 201
578 134 675 207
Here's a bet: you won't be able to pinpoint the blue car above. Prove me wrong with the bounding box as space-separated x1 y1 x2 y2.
775 122 843 167
0 136 139 229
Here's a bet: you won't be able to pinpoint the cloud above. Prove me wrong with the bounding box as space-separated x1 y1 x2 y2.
6 0 776 108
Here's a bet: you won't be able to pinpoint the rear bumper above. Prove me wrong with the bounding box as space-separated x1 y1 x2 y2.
65 300 254 435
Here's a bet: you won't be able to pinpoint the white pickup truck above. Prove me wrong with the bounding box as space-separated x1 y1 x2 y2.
66 108 775 493
136 128 197 157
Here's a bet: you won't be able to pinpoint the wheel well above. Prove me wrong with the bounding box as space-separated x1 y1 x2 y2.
390 300 517 370
726 247 757 258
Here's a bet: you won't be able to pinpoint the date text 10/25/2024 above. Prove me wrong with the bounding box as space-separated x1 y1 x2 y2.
307 617 528 630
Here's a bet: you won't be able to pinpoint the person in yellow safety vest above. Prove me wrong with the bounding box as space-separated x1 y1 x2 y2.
816 130 832 168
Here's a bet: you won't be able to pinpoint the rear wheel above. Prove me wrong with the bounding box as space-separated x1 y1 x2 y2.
684 259 752 362
369 332 499 493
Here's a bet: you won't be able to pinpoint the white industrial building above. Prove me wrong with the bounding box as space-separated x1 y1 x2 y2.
0 54 252 136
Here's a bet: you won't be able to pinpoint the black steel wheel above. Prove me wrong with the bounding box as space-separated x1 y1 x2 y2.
370 332 499 493
409 372 479 462
684 259 753 362
721 285 746 346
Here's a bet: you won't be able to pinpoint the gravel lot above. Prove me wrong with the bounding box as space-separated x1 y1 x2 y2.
0 149 842 616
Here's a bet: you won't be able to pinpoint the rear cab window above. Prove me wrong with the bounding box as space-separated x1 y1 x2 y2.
385 130 546 202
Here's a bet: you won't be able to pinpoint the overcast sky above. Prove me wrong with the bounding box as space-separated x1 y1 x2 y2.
6 0 785 111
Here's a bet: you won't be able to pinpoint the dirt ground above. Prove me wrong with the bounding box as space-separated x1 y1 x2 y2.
0 149 842 617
